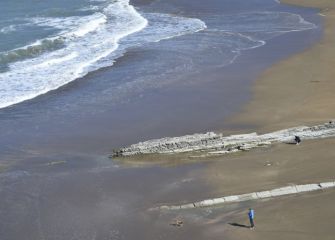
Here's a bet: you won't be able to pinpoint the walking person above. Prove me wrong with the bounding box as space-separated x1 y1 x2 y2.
248 208 255 229
294 135 301 145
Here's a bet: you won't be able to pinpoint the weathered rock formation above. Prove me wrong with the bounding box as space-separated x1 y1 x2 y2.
112 121 335 157
152 181 335 211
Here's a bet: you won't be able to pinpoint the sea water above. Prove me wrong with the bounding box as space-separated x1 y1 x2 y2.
0 0 315 109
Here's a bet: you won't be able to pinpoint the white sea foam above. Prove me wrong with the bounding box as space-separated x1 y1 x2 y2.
31 12 107 36
0 0 207 109
139 13 207 43
0 25 16 34
33 52 78 69
0 0 147 109
213 12 316 38
79 5 101 12
0 0 317 109
0 13 106 59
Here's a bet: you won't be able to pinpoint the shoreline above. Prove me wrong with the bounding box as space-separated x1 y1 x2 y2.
230 0 335 132
0 1 333 240
211 1 335 239
111 1 335 239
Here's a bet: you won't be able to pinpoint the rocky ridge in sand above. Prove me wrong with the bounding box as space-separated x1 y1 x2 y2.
112 121 335 157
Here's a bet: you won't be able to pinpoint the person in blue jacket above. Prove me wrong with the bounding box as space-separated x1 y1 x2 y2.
248 208 255 229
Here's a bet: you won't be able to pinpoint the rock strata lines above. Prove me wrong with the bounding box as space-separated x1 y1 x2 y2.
112 121 335 157
153 181 335 211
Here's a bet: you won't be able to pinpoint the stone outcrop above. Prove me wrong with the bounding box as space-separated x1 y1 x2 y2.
112 121 335 157
152 181 335 211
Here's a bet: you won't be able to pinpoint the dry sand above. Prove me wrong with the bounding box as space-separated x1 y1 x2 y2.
207 1 335 239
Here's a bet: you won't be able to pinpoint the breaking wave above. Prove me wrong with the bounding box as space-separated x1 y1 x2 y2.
0 0 206 109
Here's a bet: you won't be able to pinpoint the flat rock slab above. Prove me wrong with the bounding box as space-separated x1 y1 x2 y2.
153 181 335 211
112 121 335 157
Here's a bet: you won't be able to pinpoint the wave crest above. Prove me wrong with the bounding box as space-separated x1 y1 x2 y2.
0 38 65 66
0 0 206 109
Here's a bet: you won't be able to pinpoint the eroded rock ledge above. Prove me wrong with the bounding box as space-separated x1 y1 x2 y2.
152 181 335 211
112 121 335 157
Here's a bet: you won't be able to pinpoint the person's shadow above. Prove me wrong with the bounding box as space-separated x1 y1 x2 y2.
229 223 250 228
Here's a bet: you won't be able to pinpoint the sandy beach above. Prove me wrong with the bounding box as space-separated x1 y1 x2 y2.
127 1 335 239
232 0 335 131
0 1 334 239
209 0 335 238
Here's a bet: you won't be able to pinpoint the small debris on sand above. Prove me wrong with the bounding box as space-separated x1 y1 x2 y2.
170 219 183 227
